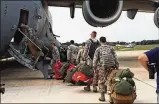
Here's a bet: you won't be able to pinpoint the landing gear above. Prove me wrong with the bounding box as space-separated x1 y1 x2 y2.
0 84 5 94
154 7 159 28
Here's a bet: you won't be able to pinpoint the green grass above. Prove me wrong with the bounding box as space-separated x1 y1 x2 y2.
114 44 159 51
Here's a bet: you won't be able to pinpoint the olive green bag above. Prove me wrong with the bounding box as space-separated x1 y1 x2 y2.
78 62 93 77
113 68 136 96
60 63 70 78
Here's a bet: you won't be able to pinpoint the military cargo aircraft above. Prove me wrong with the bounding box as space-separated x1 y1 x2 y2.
0 0 159 73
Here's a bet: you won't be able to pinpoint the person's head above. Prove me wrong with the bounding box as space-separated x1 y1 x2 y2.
82 42 85 46
90 31 97 39
99 36 106 44
70 40 74 44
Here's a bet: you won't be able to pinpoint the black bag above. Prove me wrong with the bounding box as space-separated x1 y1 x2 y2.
88 39 100 60
60 49 67 62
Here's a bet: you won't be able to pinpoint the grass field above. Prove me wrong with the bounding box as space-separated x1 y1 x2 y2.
114 44 159 51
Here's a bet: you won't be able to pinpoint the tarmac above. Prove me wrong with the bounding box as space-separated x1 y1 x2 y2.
1 50 157 103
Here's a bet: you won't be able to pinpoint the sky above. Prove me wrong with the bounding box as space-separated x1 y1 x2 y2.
49 7 159 43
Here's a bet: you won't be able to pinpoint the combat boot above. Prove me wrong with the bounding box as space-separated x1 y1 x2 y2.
105 85 107 94
99 92 105 102
84 85 91 91
93 85 97 92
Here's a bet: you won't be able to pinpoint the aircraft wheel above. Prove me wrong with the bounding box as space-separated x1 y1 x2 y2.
154 7 159 28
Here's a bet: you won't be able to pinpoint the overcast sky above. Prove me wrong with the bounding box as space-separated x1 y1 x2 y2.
49 7 159 43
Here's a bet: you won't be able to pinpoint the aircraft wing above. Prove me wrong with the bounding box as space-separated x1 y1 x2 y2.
44 0 159 27
45 0 82 7
46 0 158 11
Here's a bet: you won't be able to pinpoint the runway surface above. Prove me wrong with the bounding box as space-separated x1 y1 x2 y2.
1 50 156 103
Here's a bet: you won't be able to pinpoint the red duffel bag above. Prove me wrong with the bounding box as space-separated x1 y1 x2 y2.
53 61 63 79
72 71 93 84
67 64 75 71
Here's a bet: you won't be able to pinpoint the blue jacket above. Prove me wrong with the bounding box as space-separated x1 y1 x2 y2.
145 47 159 93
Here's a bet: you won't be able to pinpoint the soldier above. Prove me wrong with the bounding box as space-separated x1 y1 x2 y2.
83 31 100 92
67 40 79 65
51 42 60 64
76 42 85 64
93 37 119 101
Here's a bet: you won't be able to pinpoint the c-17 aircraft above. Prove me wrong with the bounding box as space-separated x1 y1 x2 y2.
0 0 159 77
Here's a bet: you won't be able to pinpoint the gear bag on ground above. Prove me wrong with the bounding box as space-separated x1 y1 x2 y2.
78 62 93 77
108 68 136 104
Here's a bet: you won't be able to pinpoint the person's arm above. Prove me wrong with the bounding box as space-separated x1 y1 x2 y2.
138 54 149 70
93 48 99 69
83 40 91 60
111 47 119 68
55 47 60 61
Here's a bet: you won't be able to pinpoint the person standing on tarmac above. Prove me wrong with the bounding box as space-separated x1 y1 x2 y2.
67 40 79 65
51 42 60 64
138 47 159 103
93 37 119 101
83 31 100 92
76 42 85 64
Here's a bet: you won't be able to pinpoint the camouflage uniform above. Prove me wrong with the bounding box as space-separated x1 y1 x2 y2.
67 44 79 65
83 38 99 85
76 46 84 64
52 46 60 64
93 43 118 93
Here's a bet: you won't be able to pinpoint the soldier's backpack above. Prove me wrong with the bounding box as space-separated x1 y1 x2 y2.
60 63 70 78
112 68 136 96
60 49 67 62
88 39 100 60
78 62 93 77
100 45 117 68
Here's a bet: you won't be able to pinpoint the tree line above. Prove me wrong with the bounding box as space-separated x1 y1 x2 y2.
61 40 159 46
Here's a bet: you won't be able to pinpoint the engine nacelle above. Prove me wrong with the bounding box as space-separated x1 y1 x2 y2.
154 7 159 28
82 0 123 27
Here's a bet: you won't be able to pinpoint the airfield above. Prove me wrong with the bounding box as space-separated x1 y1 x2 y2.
1 50 156 103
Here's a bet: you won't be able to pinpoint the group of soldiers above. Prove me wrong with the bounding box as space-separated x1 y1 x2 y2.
51 31 119 101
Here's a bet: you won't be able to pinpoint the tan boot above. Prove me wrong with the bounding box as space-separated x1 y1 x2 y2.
99 92 105 102
93 85 97 92
84 85 91 91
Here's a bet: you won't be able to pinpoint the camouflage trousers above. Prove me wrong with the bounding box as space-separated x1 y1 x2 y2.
98 67 113 93
92 68 99 86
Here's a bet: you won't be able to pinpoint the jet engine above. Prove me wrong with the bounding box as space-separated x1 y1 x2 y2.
82 0 123 27
154 7 159 28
